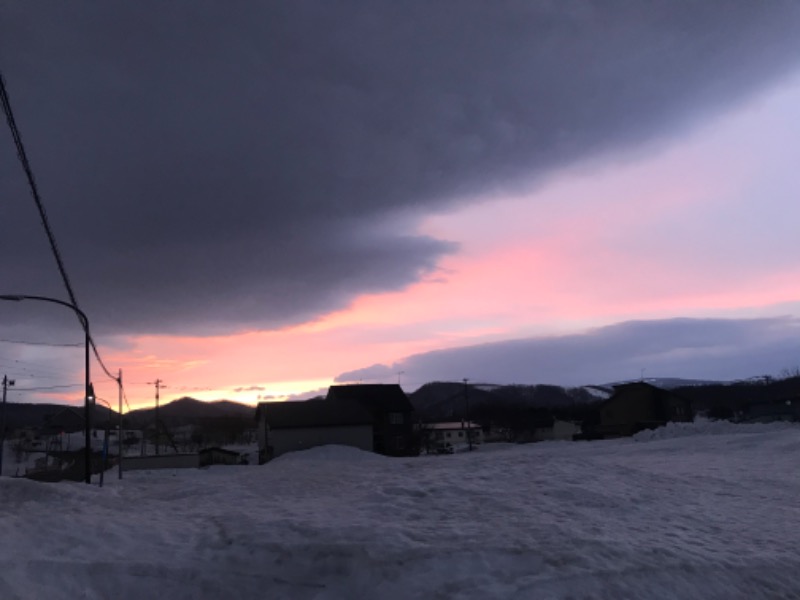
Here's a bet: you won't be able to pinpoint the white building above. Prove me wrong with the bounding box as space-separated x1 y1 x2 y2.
423 421 483 453
533 419 581 442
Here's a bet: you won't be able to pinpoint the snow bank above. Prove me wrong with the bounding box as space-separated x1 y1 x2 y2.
270 443 389 463
2 429 799 599
633 418 798 442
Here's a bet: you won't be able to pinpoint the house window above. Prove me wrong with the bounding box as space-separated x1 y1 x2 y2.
389 412 404 425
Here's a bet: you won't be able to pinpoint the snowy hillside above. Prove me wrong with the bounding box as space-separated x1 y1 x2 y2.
0 422 798 599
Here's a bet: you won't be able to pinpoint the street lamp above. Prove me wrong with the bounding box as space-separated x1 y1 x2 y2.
0 294 94 483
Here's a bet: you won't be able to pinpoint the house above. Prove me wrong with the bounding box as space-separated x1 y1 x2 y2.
740 397 800 423
326 384 417 457
533 419 581 442
41 407 84 436
123 454 201 471
422 421 482 454
595 382 692 438
255 384 418 462
255 398 374 463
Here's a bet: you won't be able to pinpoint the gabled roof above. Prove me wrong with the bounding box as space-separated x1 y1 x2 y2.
255 399 373 429
611 381 661 392
603 381 691 411
326 384 413 412
42 407 85 434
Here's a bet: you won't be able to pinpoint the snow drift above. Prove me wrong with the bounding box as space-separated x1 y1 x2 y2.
0 421 798 599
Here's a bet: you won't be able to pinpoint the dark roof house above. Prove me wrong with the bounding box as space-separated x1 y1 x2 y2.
326 384 417 456
255 398 373 430
41 407 85 435
326 384 413 412
595 382 692 438
741 397 800 422
255 385 419 462
255 398 374 463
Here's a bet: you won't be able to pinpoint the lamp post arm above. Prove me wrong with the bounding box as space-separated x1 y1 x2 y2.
0 293 93 483
0 294 88 332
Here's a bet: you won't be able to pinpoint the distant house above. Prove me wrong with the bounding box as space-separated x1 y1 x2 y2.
533 419 581 442
740 397 800 423
255 384 418 463
123 454 201 471
422 421 482 453
326 385 417 457
255 398 374 463
41 407 84 436
595 382 692 438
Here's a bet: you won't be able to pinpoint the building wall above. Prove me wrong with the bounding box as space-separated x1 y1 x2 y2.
424 425 482 452
598 385 691 437
267 425 373 459
534 420 581 442
199 450 241 466
257 416 267 452
599 389 658 436
372 411 416 456
123 454 200 471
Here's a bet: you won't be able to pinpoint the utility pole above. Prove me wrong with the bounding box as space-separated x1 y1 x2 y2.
0 375 15 475
148 379 165 455
118 369 123 479
463 378 473 451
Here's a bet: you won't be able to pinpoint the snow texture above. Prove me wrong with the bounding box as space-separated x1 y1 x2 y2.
1 422 799 599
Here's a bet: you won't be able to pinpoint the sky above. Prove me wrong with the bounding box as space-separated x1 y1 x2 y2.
1 2 800 409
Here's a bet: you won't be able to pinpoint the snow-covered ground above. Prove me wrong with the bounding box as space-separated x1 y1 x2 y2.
0 421 798 599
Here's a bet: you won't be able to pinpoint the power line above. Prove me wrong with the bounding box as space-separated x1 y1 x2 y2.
122 385 131 412
1 68 122 389
0 338 83 347
90 339 120 383
10 383 83 392
0 360 77 380
0 71 82 325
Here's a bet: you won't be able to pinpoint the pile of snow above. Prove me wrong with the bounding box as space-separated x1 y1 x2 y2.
633 418 799 442
271 443 389 464
2 426 799 599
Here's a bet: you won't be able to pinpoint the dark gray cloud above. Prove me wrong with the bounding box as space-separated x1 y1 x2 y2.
2 2 800 335
336 317 800 386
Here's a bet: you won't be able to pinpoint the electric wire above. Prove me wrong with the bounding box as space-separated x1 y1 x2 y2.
10 383 83 392
0 338 83 347
1 68 122 388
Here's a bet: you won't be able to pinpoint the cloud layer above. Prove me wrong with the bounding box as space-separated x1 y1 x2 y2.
2 2 800 336
337 317 800 386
